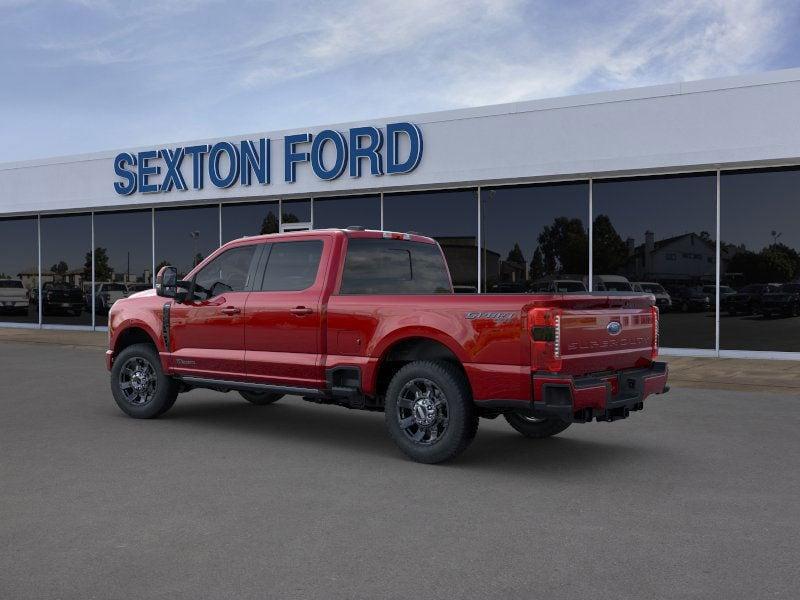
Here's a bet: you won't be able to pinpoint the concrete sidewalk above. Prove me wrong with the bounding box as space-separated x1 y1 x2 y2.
0 327 798 395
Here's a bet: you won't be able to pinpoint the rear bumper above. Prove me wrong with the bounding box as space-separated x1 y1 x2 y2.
531 362 669 423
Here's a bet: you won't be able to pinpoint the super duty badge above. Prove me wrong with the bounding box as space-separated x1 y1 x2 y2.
465 311 515 321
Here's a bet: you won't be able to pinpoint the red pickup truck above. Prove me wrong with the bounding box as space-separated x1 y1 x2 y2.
106 228 668 463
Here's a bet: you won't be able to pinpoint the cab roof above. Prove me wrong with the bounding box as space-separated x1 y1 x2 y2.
228 228 437 246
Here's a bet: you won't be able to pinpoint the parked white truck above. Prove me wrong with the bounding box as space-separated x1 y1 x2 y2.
0 279 30 315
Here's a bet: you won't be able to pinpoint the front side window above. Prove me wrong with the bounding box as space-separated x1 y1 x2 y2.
194 245 257 299
340 239 451 294
261 241 323 291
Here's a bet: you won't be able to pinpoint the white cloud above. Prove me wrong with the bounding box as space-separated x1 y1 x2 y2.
429 0 785 107
0 0 794 160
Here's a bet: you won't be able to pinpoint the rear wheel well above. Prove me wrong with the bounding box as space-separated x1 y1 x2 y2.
375 337 469 401
114 327 156 355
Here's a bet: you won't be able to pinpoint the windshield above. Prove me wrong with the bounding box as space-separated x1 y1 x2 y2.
0 280 23 288
719 286 734 294
640 283 665 293
740 284 763 293
604 282 633 292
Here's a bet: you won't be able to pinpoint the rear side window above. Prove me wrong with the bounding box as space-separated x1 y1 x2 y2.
261 241 323 291
340 239 451 294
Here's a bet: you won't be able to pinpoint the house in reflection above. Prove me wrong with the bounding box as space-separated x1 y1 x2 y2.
17 267 86 291
624 231 724 285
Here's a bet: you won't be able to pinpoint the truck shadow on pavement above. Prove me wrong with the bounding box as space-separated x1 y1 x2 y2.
151 393 669 475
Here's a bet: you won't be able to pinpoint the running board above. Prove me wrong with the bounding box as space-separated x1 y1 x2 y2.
178 376 328 399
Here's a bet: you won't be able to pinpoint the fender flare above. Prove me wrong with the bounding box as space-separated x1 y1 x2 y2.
371 326 470 364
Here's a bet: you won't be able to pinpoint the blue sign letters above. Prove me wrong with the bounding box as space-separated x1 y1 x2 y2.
113 122 422 195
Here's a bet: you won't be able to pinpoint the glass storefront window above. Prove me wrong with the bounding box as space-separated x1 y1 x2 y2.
222 201 279 243
0 217 38 324
155 205 219 279
40 213 92 326
313 195 381 230
721 168 800 352
282 199 311 229
93 210 153 326
592 174 717 349
384 189 478 292
481 182 589 293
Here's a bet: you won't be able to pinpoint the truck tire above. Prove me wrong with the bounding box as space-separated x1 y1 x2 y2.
239 391 284 405
504 413 571 438
110 343 179 419
384 360 478 464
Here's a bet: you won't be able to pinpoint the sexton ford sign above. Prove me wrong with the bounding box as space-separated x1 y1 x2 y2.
112 122 423 195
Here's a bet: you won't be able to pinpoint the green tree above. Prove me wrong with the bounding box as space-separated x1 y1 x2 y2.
536 217 589 275
50 261 68 275
260 212 279 234
592 215 628 274
760 246 795 282
727 243 799 285
528 246 546 281
84 247 113 282
506 243 525 265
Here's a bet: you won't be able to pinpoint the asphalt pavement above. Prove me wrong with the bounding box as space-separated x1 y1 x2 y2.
1 341 798 599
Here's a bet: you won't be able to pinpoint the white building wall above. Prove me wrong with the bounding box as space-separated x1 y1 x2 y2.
2 69 800 215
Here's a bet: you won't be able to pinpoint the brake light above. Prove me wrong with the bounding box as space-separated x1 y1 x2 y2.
651 305 659 360
530 308 563 372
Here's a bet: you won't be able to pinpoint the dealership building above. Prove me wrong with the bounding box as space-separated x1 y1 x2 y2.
1 68 799 359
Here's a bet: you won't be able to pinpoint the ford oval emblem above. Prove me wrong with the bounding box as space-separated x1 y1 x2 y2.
607 321 622 335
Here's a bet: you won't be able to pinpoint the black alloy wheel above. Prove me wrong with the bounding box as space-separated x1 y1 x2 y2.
384 361 478 464
110 343 178 418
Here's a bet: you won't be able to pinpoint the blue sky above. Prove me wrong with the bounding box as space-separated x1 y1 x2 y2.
1 0 798 162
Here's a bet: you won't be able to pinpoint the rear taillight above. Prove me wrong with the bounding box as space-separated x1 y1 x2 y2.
530 308 563 372
651 305 659 360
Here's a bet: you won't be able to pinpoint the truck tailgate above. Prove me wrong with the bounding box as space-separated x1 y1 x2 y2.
528 295 657 376
560 309 655 374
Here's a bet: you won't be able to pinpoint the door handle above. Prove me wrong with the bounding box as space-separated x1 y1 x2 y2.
221 306 241 315
290 306 313 316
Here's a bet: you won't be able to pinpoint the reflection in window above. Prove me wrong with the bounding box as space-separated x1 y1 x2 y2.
0 217 38 324
592 174 717 349
481 183 588 293
93 210 153 326
222 201 279 242
261 241 322 291
721 168 800 352
313 195 381 230
40 213 92 326
340 239 451 294
194 244 257 298
384 189 478 292
282 199 311 227
155 205 219 279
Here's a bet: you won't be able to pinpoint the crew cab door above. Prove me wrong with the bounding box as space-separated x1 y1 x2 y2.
244 238 327 388
168 243 262 379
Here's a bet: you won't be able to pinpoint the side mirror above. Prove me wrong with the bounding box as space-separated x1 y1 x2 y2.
156 266 178 298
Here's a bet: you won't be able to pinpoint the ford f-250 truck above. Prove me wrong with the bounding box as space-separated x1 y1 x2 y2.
106 228 668 463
